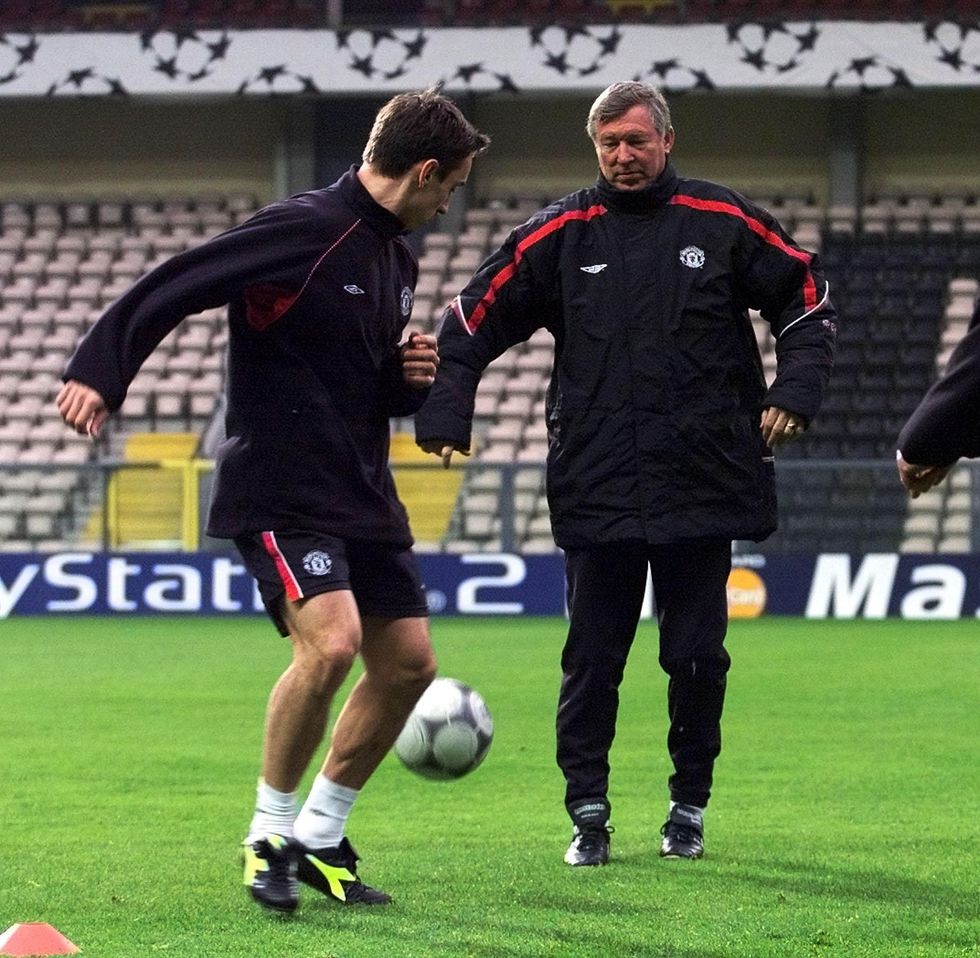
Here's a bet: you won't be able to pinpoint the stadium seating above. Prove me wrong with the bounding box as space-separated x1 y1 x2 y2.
2 188 980 553
12 0 976 32
0 193 254 549
0 0 320 30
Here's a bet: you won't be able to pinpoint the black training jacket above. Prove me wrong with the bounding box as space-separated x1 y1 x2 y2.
64 167 425 544
416 164 837 548
898 295 980 466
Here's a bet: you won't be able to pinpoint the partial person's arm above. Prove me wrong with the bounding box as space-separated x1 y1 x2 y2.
896 296 980 494
896 454 950 498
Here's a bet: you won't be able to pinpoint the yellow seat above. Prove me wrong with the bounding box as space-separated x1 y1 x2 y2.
107 432 199 548
390 432 465 545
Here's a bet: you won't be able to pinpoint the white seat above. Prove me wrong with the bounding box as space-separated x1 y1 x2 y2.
496 393 533 420
0 420 30 443
942 513 971 535
516 439 548 462
937 534 970 552
4 395 44 422
16 373 61 400
479 440 519 462
50 444 92 464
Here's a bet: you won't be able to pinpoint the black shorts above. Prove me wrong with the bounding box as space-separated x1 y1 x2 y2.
235 530 429 636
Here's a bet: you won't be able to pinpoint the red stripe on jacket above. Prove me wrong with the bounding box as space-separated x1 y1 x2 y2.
463 205 608 334
669 194 818 311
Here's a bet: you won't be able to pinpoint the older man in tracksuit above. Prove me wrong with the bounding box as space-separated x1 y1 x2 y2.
417 82 836 865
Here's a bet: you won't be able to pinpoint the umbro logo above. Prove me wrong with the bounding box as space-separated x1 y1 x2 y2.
344 284 366 294
580 264 607 274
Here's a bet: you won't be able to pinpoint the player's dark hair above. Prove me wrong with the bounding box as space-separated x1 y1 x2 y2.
586 81 673 140
362 88 490 180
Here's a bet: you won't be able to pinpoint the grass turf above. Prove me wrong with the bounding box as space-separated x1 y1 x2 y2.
1 615 978 957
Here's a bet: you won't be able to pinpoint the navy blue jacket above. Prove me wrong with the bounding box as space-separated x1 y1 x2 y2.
898 296 980 466
65 168 425 544
416 164 837 547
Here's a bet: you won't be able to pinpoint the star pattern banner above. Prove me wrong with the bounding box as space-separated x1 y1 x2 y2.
1 21 979 97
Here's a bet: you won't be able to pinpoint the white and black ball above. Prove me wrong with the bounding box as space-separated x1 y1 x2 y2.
394 677 493 780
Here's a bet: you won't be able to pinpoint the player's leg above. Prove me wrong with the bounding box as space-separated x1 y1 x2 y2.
243 588 362 913
649 538 732 859
263 589 363 793
557 542 648 865
323 614 436 788
292 541 433 905
235 531 362 913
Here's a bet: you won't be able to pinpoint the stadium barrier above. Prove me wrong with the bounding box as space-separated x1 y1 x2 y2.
6 548 980 619
4 459 980 618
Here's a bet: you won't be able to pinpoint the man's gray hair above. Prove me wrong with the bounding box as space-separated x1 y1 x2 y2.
586 81 672 140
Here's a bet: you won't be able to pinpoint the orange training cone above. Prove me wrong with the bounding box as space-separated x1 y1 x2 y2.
0 924 79 956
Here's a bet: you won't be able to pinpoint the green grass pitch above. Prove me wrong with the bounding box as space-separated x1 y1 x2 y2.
1 615 978 957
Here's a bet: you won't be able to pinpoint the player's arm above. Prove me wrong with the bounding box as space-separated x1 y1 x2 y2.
56 380 109 438
400 332 439 389
379 332 439 417
61 201 317 414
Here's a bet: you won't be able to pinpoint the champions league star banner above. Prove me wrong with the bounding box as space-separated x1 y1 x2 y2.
5 551 980 619
1 22 980 97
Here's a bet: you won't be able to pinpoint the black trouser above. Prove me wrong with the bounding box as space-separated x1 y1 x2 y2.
556 539 732 812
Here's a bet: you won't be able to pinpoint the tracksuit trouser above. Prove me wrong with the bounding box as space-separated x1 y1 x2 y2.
557 539 732 813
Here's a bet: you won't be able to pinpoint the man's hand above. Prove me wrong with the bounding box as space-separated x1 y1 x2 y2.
896 451 951 498
56 380 109 438
419 439 469 469
401 332 439 389
760 406 806 448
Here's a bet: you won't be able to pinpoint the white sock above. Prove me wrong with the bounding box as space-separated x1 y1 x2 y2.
247 779 298 843
293 775 359 850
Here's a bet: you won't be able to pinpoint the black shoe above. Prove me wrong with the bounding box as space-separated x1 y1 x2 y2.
242 834 299 914
564 796 613 866
564 823 613 866
659 804 704 859
295 837 392 905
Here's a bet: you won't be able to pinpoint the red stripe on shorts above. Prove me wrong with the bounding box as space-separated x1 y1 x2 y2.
261 531 304 601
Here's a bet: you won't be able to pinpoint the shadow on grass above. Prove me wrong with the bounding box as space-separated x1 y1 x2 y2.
713 856 977 922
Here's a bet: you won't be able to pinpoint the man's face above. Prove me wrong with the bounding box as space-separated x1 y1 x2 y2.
404 154 474 229
593 104 675 192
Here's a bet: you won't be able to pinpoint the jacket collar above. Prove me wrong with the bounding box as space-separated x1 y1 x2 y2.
339 165 408 238
596 160 678 213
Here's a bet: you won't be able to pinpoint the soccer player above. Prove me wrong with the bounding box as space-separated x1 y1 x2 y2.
57 89 489 913
897 295 980 495
416 81 836 865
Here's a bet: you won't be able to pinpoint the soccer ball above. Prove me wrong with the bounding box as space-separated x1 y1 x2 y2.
393 677 493 780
